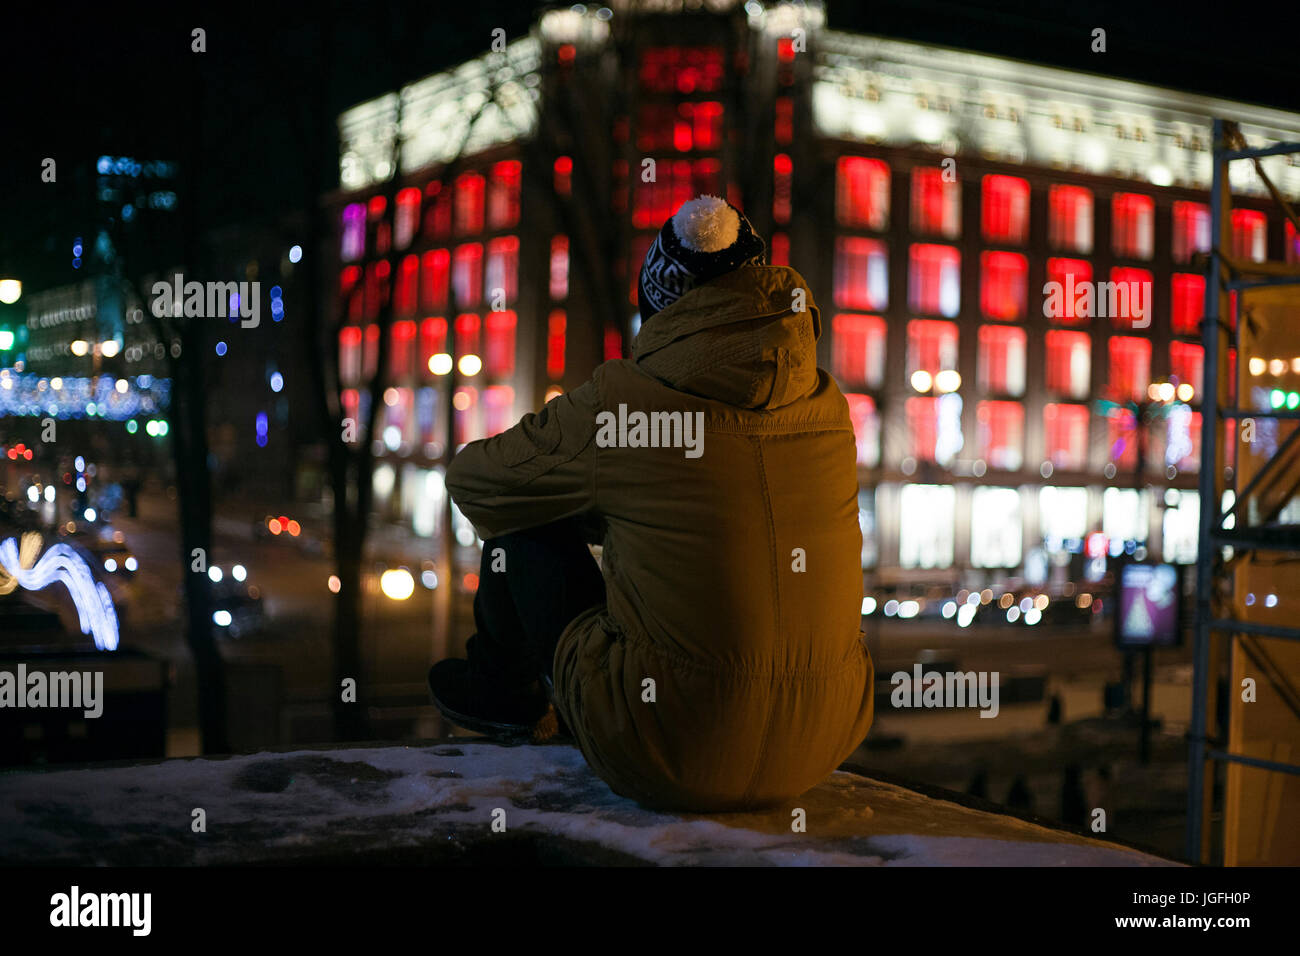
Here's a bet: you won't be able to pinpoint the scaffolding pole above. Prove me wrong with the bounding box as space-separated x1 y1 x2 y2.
1186 118 1300 862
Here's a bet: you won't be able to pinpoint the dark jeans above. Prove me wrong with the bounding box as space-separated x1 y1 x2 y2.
465 516 605 690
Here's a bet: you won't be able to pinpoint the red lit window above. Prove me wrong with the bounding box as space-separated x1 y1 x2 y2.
390 319 417 379
977 325 1026 396
774 97 794 144
550 236 569 300
1173 201 1210 263
421 249 450 311
455 314 481 361
383 387 416 448
908 244 961 317
485 236 519 306
1171 341 1203 397
1109 337 1152 403
770 233 789 267
339 326 362 386
981 175 1029 244
483 386 515 437
547 310 566 380
1232 209 1267 263
424 180 452 239
1044 403 1089 470
1112 192 1154 259
367 196 386 220
340 265 363 322
773 154 793 223
395 188 421 249
604 325 623 361
1171 274 1204 336
484 311 516 377
978 401 1024 470
633 159 719 229
1108 267 1153 330
1045 258 1093 324
487 161 522 229
1287 221 1300 264
341 389 360 436
836 157 890 231
420 317 447 374
1048 185 1093 254
911 168 960 238
452 244 482 306
395 255 419 316
363 261 390 320
980 251 1027 320
832 314 887 389
363 325 380 381
907 319 958 378
341 203 365 261
1167 410 1201 471
844 393 880 467
454 172 485 234
1045 330 1090 399
639 47 724 93
833 237 888 311
694 158 722 200
1108 408 1139 470
454 387 478 445
687 101 723 150
904 397 959 464
553 157 572 197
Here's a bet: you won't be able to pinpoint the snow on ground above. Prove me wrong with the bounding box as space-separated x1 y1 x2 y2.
0 742 1177 866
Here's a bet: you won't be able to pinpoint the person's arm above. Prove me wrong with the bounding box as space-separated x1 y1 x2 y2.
445 372 602 540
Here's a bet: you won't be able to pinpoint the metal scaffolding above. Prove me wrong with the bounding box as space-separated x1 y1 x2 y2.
1187 118 1300 862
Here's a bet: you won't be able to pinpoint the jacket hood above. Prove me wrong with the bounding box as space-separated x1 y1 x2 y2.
630 265 822 410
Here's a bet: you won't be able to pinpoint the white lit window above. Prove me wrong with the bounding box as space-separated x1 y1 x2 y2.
858 489 878 569
899 484 955 570
971 487 1022 568
1039 486 1089 547
1103 487 1149 552
1162 490 1199 564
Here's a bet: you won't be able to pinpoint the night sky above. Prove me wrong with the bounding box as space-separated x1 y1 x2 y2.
2 0 1294 287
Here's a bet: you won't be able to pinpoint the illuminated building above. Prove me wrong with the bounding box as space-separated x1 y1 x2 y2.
328 1 1300 591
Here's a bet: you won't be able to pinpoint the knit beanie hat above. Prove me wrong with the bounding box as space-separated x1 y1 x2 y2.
637 195 766 320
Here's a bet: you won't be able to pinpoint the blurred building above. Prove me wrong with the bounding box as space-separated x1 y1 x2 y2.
325 0 1300 597
0 154 179 487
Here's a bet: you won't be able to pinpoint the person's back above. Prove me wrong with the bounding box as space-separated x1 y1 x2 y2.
437 197 874 811
566 265 873 809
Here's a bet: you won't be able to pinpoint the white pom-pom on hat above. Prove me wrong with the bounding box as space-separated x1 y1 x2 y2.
671 195 740 253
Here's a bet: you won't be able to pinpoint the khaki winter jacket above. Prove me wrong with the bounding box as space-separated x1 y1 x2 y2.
446 265 874 811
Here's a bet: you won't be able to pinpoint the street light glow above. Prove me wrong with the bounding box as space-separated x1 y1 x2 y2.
380 568 415 601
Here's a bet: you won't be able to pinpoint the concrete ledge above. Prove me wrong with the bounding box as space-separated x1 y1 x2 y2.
0 740 1178 866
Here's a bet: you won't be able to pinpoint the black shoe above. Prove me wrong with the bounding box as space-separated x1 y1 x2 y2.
428 658 549 736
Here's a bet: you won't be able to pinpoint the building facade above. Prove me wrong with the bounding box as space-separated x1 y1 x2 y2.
326 1 1300 600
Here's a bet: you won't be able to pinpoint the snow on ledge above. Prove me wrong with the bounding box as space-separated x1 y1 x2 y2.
0 742 1177 866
